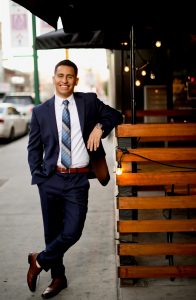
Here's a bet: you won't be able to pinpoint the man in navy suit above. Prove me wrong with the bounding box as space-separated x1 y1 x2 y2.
27 59 123 298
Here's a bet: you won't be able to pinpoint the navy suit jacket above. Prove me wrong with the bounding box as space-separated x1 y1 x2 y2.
27 92 123 186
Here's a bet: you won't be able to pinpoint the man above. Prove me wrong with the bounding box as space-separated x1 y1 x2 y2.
27 59 123 299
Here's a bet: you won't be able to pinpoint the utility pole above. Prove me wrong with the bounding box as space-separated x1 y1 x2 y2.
32 15 40 105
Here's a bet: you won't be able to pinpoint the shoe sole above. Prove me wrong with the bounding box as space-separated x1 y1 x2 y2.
41 284 67 299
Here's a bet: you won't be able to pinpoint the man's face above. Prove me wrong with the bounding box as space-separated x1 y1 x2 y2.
53 65 79 98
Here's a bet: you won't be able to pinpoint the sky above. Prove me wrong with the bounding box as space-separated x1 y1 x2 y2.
0 0 109 94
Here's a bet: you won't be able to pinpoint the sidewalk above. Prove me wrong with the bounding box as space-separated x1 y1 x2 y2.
0 134 118 300
1 134 196 300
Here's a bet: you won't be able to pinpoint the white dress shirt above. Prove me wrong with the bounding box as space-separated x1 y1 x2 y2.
55 94 89 168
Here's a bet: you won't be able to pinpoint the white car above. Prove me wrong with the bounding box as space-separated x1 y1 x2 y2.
2 93 35 127
0 103 28 140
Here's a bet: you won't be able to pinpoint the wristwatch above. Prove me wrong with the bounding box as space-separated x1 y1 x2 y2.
95 123 103 131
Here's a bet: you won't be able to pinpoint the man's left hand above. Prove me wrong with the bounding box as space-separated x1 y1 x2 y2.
87 126 103 151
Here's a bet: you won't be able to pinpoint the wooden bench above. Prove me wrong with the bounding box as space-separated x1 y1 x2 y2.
115 123 196 284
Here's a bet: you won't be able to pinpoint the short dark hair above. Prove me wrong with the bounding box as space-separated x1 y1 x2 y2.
54 59 78 76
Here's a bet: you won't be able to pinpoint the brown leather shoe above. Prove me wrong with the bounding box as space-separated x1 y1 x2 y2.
41 276 68 299
27 252 42 292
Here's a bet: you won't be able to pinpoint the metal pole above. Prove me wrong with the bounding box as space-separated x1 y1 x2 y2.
32 15 40 105
130 25 136 124
130 26 138 219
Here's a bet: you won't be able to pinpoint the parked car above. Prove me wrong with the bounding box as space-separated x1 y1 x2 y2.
2 93 35 126
0 92 6 103
0 103 28 140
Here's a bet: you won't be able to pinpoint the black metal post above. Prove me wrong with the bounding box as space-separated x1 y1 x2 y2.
130 26 138 222
130 26 136 125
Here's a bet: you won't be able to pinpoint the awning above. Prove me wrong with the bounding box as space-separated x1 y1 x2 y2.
35 29 130 50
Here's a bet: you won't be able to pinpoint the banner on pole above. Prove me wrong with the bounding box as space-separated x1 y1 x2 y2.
9 2 29 47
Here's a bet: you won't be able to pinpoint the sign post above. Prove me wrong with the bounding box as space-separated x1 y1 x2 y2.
32 14 40 105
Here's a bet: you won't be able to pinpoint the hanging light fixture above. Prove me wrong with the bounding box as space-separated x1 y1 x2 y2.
155 40 161 48
116 161 123 175
150 72 155 79
124 65 130 72
135 79 141 86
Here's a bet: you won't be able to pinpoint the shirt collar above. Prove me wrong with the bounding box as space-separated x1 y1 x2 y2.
55 94 74 107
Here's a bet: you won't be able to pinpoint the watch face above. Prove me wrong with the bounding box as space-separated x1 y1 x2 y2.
96 123 102 129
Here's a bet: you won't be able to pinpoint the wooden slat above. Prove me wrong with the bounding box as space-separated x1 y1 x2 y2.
118 265 196 278
125 109 196 117
116 148 196 162
117 195 196 209
165 184 196 195
116 172 196 186
140 136 196 142
116 123 196 138
118 243 196 256
118 220 196 233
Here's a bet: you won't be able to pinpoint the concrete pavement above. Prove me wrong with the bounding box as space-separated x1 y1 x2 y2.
1 134 196 300
0 134 118 300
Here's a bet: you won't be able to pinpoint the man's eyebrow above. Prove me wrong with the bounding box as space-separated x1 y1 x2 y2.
57 73 74 76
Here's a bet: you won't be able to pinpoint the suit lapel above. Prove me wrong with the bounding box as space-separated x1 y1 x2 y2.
74 93 85 132
47 97 59 143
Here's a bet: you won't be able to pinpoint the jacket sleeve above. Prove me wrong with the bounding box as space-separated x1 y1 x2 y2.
94 96 123 138
27 108 43 177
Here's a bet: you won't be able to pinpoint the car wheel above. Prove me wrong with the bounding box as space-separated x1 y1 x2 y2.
9 127 15 141
25 123 29 134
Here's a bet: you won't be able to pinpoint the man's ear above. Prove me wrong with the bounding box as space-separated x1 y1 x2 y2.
75 77 79 86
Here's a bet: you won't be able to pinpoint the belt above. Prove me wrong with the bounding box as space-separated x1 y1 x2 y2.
56 166 90 174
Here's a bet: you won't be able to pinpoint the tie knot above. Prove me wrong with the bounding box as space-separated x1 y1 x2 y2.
63 100 69 108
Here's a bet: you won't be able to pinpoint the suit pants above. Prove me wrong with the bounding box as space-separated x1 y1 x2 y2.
36 172 90 278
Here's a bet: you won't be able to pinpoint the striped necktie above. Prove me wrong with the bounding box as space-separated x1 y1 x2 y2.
61 100 71 168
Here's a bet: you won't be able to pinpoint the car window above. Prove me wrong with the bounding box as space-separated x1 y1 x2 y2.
3 96 34 105
7 106 20 115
